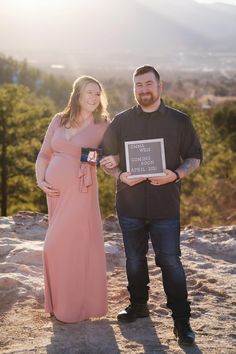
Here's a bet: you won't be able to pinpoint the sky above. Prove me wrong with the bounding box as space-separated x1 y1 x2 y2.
196 0 236 4
1 0 236 15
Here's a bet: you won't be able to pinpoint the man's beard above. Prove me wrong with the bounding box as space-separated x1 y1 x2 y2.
136 92 159 107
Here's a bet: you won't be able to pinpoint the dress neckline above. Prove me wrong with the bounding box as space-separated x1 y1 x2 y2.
64 120 93 141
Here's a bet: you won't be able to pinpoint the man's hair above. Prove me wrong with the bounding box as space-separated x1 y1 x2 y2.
133 65 160 82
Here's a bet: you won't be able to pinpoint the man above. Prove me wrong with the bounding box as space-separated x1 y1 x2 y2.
101 65 202 346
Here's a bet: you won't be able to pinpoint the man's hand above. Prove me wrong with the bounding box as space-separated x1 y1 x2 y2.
37 181 60 197
120 172 146 186
148 169 177 186
100 155 120 169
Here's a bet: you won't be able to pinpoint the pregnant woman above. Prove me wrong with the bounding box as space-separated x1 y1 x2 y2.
35 76 116 323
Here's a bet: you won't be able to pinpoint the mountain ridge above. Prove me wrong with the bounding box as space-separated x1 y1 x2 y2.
0 0 236 70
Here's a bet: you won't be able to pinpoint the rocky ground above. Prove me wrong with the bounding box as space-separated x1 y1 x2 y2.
0 211 236 353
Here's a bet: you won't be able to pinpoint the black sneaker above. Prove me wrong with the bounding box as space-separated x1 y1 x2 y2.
117 303 149 323
174 318 195 346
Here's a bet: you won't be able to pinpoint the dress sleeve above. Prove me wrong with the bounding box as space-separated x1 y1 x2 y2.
180 117 203 162
37 114 59 161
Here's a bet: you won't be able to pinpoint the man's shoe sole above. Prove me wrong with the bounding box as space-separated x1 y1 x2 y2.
117 312 149 323
177 339 195 347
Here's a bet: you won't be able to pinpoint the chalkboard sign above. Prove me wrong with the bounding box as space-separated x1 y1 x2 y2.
125 139 166 178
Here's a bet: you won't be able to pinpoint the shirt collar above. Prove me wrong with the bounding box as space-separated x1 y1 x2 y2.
136 99 166 115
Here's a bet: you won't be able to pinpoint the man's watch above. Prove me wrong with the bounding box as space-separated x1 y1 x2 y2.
173 170 181 183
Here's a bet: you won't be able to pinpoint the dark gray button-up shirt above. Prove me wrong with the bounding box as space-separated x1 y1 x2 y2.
102 100 203 219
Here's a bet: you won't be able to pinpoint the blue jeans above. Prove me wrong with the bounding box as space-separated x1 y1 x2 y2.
118 214 191 319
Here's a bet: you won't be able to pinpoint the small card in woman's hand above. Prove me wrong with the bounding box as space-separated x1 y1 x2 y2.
80 147 103 166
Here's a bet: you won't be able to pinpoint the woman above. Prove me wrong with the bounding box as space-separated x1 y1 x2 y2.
36 76 116 323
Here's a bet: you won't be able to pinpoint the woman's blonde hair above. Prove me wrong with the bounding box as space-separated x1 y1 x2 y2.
59 75 108 126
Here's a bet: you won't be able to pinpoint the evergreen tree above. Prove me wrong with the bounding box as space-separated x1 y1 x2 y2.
0 84 56 216
211 101 236 151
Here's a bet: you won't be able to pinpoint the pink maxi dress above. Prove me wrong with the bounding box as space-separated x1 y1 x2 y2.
37 114 108 323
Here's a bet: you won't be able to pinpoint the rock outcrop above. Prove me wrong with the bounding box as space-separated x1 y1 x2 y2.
0 211 235 353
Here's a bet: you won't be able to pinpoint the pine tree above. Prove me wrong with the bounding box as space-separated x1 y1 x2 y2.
0 84 56 215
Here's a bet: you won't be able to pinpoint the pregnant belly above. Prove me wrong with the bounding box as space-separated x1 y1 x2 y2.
45 155 79 189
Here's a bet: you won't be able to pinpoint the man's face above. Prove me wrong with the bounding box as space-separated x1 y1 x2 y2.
134 72 162 107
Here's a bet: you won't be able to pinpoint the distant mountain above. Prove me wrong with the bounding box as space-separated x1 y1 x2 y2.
136 0 236 52
0 0 235 71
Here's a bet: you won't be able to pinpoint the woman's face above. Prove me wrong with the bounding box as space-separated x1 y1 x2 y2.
78 82 101 113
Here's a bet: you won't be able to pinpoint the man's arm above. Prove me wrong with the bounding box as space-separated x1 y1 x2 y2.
176 158 201 179
101 165 146 186
148 157 201 186
101 119 146 186
102 157 201 186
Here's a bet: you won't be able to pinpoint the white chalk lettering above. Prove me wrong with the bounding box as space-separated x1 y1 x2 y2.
148 166 157 171
139 147 151 152
141 160 154 166
130 144 144 149
130 167 145 172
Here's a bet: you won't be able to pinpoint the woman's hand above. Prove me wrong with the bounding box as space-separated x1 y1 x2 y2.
37 181 60 197
100 155 120 169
